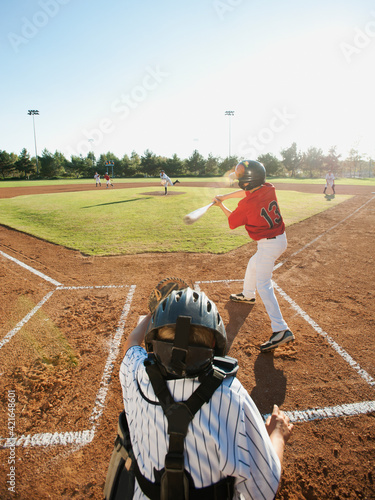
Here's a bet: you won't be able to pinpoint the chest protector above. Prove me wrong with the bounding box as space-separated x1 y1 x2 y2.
104 355 238 500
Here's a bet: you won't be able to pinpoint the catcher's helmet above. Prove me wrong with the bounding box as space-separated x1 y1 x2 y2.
235 160 266 190
145 288 227 378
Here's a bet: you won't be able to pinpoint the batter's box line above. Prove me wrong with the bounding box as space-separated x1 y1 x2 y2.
0 250 62 287
273 282 375 389
0 290 56 351
194 278 375 389
0 284 132 353
2 400 375 449
0 284 137 449
0 249 131 291
265 400 375 424
56 285 128 290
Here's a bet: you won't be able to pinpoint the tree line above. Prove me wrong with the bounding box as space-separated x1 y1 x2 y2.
0 143 373 180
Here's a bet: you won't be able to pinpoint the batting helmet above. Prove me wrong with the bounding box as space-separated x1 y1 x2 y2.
235 160 266 190
145 288 227 378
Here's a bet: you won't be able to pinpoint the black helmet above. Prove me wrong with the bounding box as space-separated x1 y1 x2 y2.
145 288 227 378
235 160 266 190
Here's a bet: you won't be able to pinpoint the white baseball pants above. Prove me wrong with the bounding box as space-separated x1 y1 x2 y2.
243 232 288 333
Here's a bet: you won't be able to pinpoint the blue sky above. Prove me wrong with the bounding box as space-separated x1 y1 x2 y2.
1 0 374 161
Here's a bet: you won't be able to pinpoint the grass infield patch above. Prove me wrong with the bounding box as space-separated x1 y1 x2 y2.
0 186 351 255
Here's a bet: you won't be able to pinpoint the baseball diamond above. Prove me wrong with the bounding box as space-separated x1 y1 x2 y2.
0 181 374 499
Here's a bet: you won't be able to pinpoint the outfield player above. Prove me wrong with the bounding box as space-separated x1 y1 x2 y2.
323 170 335 195
117 287 293 499
213 160 295 352
160 169 180 195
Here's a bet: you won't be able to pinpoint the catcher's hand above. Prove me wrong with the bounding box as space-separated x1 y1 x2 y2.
148 277 189 313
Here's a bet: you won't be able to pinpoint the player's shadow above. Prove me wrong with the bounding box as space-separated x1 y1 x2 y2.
224 301 255 350
250 353 287 415
82 197 152 208
325 194 335 201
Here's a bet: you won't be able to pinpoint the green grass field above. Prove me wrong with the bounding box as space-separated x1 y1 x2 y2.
0 183 352 255
0 176 374 188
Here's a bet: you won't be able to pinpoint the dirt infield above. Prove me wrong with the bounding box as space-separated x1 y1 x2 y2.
0 182 374 499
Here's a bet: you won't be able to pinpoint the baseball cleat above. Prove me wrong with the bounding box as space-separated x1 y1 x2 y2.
260 330 295 352
230 293 256 304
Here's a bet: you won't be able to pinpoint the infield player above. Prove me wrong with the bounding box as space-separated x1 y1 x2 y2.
213 160 295 352
104 172 114 188
117 286 293 499
94 172 101 187
160 169 180 195
323 170 335 195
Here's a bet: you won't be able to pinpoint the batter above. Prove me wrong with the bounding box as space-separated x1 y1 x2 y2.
213 160 295 352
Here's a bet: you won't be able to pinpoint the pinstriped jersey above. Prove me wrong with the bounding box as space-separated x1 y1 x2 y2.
120 346 281 499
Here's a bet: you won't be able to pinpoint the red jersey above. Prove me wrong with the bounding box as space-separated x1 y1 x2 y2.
228 183 285 241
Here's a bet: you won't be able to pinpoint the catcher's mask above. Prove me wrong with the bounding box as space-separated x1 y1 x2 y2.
235 160 266 190
145 288 227 378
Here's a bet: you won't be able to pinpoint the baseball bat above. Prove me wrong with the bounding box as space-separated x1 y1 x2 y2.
183 202 214 225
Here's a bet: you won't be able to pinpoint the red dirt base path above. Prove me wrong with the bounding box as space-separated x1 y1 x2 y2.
0 182 374 500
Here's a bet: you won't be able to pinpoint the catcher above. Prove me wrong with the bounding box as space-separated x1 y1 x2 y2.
104 278 293 500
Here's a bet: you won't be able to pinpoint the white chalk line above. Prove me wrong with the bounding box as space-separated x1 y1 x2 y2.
2 400 374 448
0 290 55 351
1 430 95 448
89 285 136 428
57 285 127 290
196 278 375 390
273 282 375 388
192 277 375 425
2 198 374 447
263 400 375 424
0 249 127 291
0 285 131 352
0 250 62 286
0 285 136 449
274 196 374 271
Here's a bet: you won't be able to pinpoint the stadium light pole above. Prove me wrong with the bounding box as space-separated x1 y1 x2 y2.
225 110 234 158
28 110 39 175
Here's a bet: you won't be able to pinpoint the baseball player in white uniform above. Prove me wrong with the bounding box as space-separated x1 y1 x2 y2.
117 287 293 499
160 170 180 195
94 172 101 187
323 171 335 195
